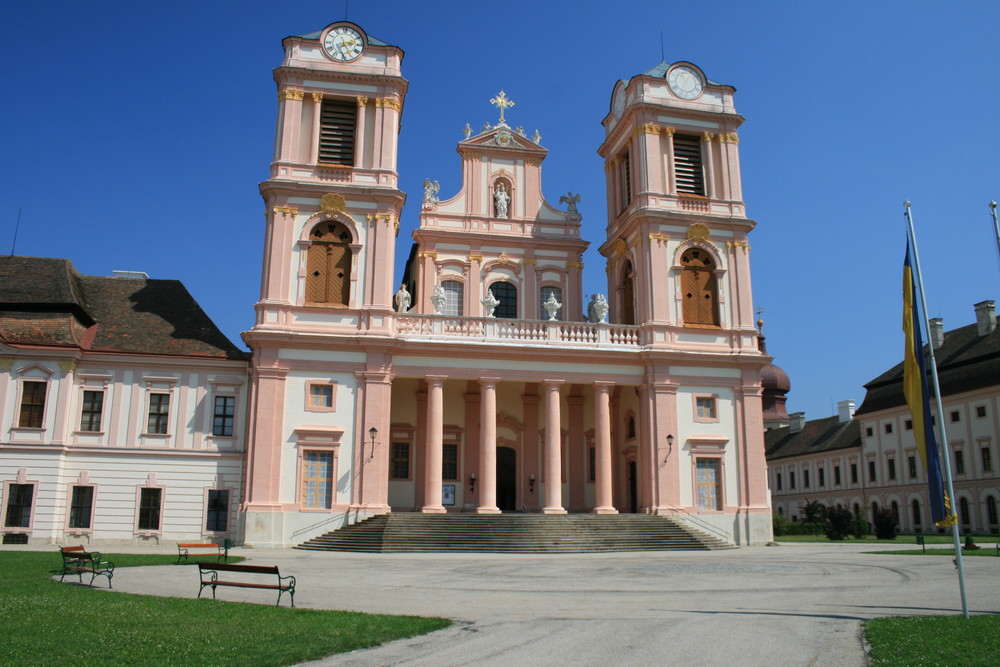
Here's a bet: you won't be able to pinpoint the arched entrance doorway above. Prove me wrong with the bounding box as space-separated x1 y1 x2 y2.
497 446 517 511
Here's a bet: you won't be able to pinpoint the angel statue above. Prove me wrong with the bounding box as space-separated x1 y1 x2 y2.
430 285 447 315
559 192 580 213
423 179 440 204
482 290 500 318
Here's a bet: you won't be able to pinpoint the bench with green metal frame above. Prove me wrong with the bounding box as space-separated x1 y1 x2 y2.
59 545 115 588
197 562 295 607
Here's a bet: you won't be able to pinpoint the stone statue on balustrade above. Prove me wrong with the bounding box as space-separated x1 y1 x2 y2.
543 292 562 321
394 284 411 313
482 290 500 318
587 294 609 324
430 285 447 315
422 179 440 204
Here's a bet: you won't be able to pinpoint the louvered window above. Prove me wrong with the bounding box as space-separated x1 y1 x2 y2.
619 152 631 211
318 100 356 166
673 133 705 195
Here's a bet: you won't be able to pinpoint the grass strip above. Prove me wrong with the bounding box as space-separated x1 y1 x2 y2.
871 548 999 557
864 615 1000 666
776 534 1000 545
0 551 450 666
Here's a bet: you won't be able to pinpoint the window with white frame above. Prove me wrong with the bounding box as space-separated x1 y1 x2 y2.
4 484 34 527
80 390 104 432
391 442 410 480
212 396 235 436
146 394 170 434
442 280 464 317
18 381 47 428
205 489 229 532
137 488 162 531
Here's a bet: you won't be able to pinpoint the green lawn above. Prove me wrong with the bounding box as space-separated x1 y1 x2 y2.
776 534 1000 545
865 615 1000 666
1 551 450 666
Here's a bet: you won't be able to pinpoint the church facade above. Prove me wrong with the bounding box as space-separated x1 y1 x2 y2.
241 22 772 547
2 20 774 548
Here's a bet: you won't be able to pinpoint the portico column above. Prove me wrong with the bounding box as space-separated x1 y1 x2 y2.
542 380 567 514
477 378 501 514
421 376 446 513
593 382 618 514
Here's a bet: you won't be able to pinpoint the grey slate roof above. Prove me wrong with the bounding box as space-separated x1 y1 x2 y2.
855 323 1000 416
640 61 724 87
0 256 247 359
297 28 392 47
765 416 861 461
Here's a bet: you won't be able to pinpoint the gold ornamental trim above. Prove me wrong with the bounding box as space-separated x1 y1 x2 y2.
320 193 346 214
273 206 298 217
311 92 323 103
376 97 402 112
702 131 714 143
356 96 369 107
611 238 628 258
687 223 711 242
565 261 584 269
278 89 304 101
727 240 750 253
649 233 671 246
521 257 536 265
468 253 483 262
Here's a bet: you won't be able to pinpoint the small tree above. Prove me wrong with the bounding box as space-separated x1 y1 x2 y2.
772 512 790 537
872 506 898 540
802 500 827 523
825 504 853 540
850 507 870 539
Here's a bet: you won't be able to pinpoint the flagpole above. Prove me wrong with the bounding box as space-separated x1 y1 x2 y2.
903 201 969 619
989 201 1000 276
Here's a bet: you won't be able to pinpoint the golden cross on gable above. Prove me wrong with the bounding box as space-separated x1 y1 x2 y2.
490 90 515 125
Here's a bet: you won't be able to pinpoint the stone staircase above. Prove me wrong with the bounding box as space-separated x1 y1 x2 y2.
294 513 735 553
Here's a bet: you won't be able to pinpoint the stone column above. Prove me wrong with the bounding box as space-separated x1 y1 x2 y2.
421 376 447 513
593 382 618 514
309 93 323 164
477 378 501 514
542 380 566 514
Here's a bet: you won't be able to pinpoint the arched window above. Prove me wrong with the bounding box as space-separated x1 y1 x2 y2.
306 221 352 306
488 281 518 319
627 416 636 439
620 261 636 325
441 280 463 317
680 248 720 327
959 497 970 526
891 501 899 522
540 286 562 320
912 499 922 526
988 496 998 525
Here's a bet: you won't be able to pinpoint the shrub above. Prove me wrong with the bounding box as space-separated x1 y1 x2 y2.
850 509 870 539
872 506 898 539
825 504 853 540
772 512 791 536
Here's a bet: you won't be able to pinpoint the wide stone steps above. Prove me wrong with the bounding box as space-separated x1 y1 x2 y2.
294 513 735 553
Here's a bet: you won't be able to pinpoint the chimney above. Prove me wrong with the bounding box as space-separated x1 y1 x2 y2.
975 300 996 336
928 318 944 349
837 399 856 423
788 412 806 433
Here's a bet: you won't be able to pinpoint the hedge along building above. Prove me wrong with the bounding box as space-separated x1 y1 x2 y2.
241 21 774 548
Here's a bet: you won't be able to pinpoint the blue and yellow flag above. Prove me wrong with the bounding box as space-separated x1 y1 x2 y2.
902 236 955 526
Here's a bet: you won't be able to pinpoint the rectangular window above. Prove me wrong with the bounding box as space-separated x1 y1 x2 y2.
868 460 877 482
212 396 235 437
68 486 95 529
976 405 987 418
950 411 961 423
818 467 825 487
695 396 717 421
865 427 873 437
146 394 170 434
905 419 913 430
205 489 229 532
302 451 334 509
307 383 335 410
391 442 410 480
888 458 896 481
620 152 631 210
850 463 858 484
776 472 782 491
588 446 596 483
982 447 993 473
442 444 458 481
804 469 810 488
442 281 464 317
19 381 46 428
955 450 965 475
79 390 104 432
137 488 162 531
884 423 893 434
4 484 34 527
695 458 721 510
789 471 796 490
673 133 705 196
318 99 356 166
909 455 918 479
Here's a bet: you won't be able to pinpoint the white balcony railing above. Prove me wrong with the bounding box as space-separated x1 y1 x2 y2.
395 315 641 348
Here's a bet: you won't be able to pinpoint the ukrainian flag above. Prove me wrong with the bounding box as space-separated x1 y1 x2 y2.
902 235 955 526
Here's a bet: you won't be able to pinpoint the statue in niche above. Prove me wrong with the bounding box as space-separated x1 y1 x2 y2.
543 292 562 321
482 290 500 318
559 192 580 213
422 179 440 204
587 294 609 324
430 285 447 315
494 183 510 219
394 284 411 313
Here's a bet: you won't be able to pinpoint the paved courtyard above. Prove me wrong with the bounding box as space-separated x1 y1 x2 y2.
106 543 999 666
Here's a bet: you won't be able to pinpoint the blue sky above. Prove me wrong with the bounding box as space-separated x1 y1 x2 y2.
3 1 999 421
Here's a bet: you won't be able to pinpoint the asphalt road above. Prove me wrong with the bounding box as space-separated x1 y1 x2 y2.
104 543 999 666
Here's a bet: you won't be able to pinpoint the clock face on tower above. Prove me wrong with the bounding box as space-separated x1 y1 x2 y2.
323 26 364 62
668 65 704 100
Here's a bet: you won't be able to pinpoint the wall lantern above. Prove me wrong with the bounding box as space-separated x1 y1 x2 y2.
529 473 536 493
470 472 477 492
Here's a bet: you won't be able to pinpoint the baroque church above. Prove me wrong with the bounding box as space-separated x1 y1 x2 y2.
1 21 773 548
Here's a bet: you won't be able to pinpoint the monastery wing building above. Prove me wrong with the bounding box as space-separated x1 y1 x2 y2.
241 21 772 548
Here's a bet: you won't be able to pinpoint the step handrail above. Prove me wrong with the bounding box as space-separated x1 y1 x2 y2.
661 508 732 543
290 514 348 539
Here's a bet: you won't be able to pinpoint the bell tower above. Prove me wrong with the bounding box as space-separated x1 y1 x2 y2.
255 21 407 324
597 61 755 338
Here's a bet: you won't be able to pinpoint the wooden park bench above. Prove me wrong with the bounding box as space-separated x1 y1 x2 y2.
197 562 295 607
59 545 115 588
176 542 229 565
